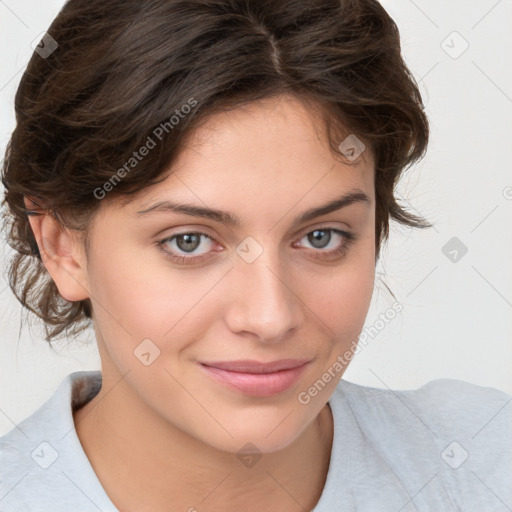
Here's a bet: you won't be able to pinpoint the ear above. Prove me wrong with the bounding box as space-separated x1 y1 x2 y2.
24 196 90 302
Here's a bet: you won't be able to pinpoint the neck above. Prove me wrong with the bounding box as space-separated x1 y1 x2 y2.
73 370 334 512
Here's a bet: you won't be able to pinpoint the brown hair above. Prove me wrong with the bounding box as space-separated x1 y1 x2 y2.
1 0 431 344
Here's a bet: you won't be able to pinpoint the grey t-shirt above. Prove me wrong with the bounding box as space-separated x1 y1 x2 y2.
1 370 511 511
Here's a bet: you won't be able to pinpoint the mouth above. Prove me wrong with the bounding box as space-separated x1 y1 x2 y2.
199 359 311 397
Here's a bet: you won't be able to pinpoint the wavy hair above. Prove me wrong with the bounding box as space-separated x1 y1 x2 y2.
1 0 430 343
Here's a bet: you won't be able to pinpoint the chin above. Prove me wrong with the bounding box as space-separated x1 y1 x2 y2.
188 411 314 456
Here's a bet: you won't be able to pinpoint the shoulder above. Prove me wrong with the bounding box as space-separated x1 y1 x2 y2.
0 371 112 511
0 372 75 507
0 383 59 510
333 377 511 447
336 377 511 428
328 378 512 509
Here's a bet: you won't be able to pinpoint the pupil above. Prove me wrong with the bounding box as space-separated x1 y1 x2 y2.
309 230 330 249
178 233 200 252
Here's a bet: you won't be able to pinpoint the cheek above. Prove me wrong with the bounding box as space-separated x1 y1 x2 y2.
304 241 375 340
86 241 223 365
87 238 186 328
296 246 375 391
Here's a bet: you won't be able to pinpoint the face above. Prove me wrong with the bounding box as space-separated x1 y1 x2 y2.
78 94 376 453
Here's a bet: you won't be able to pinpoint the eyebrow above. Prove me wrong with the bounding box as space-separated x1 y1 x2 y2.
136 189 371 227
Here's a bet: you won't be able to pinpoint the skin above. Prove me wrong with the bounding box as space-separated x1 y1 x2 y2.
26 94 376 512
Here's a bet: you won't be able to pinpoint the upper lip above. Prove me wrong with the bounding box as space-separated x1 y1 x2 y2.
200 359 310 374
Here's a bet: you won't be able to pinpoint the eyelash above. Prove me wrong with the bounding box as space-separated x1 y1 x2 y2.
156 227 357 265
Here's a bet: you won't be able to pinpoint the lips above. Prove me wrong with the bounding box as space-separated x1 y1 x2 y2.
199 359 311 397
200 359 310 374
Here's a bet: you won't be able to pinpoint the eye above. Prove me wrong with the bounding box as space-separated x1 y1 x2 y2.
293 228 356 260
157 231 217 265
157 227 356 265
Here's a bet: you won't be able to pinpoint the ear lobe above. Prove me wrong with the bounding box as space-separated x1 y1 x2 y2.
23 196 90 302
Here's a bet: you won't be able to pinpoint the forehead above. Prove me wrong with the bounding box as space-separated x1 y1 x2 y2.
108 94 374 219
175 94 373 172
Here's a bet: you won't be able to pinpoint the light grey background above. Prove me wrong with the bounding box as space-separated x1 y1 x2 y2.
1 0 511 437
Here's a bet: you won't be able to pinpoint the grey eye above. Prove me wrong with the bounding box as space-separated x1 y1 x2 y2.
307 230 332 249
175 233 202 253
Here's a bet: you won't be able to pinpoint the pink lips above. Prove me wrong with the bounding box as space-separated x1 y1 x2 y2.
199 359 310 397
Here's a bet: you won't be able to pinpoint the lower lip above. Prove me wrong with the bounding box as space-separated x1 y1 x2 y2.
199 363 309 397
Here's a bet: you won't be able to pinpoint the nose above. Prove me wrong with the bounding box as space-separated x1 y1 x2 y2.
223 246 305 343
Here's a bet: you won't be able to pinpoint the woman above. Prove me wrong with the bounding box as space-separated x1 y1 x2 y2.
1 0 510 510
